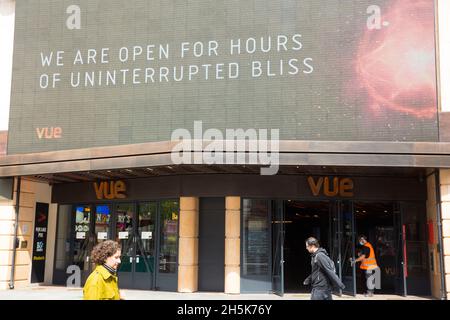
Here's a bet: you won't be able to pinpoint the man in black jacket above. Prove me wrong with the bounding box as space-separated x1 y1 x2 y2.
303 237 345 300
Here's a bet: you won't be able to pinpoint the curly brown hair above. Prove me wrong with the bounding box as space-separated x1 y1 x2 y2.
90 240 121 265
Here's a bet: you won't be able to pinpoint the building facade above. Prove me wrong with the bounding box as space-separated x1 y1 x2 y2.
0 0 450 299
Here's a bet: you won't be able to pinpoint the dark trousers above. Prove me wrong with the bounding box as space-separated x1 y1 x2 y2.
311 288 333 300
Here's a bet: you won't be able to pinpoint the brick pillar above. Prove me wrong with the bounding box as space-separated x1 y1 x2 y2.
225 196 240 294
178 197 199 293
438 169 450 298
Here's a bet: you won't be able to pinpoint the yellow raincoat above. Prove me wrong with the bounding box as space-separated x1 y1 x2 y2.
83 265 120 300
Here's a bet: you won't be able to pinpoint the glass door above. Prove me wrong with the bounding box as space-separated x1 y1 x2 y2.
394 203 407 296
111 201 179 290
68 200 179 291
271 200 284 296
155 200 179 291
241 199 272 293
134 202 157 290
94 204 111 244
329 201 342 288
339 201 356 296
330 201 356 296
114 203 135 288
73 205 93 284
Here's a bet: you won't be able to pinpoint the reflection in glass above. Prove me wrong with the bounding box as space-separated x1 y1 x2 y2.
136 202 157 273
115 203 134 273
159 200 179 274
95 205 110 243
402 203 428 276
243 199 270 276
74 205 91 271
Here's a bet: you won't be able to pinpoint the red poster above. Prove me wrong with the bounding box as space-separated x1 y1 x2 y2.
427 220 435 245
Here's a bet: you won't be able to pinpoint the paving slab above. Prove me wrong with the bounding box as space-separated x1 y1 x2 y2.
0 286 435 300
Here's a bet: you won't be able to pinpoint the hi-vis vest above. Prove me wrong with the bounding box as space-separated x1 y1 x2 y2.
360 242 378 270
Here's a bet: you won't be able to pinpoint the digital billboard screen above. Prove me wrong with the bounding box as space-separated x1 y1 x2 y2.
7 0 438 154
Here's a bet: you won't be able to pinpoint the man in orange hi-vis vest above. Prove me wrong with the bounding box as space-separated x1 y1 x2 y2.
351 235 380 297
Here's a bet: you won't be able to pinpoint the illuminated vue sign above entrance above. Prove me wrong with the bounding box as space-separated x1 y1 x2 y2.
8 0 438 154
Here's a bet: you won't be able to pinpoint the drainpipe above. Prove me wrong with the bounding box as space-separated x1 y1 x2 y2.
434 170 447 300
9 176 21 290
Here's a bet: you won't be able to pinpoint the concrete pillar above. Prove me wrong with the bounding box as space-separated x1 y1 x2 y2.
0 182 15 290
16 179 38 287
0 178 55 290
426 171 445 299
178 197 199 293
439 169 450 298
225 196 240 294
0 178 36 289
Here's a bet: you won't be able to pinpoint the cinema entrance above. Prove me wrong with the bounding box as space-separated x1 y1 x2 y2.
271 199 430 297
53 199 179 291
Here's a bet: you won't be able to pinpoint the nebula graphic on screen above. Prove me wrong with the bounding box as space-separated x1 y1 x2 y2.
356 0 437 119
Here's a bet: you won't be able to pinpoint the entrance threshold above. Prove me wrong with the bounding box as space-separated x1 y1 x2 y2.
283 293 433 300
0 286 434 300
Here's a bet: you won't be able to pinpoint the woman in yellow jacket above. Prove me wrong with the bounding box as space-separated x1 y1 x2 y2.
83 240 122 300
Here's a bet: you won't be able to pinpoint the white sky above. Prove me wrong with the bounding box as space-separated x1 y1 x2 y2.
0 0 15 131
439 0 450 112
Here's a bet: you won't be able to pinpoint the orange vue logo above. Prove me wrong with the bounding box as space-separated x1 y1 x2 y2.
94 181 127 200
307 176 354 197
36 127 62 139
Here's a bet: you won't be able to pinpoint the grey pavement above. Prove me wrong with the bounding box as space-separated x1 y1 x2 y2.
0 285 435 300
